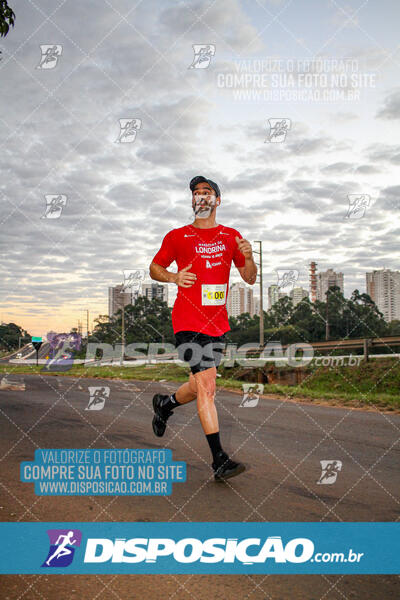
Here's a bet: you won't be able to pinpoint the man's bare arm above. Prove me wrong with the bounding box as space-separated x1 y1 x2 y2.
237 259 257 284
149 261 178 283
234 236 257 284
149 261 197 288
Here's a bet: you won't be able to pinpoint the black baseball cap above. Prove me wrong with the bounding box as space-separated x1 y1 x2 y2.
189 175 221 198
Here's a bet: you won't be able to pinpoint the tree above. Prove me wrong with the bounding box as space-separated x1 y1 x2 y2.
325 285 347 339
91 297 174 346
0 1 15 59
346 289 387 338
122 296 174 345
0 322 29 351
91 314 119 345
387 320 400 335
289 296 315 340
269 296 294 328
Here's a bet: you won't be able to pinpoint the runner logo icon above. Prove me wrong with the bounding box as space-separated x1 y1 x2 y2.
317 460 343 485
41 529 82 567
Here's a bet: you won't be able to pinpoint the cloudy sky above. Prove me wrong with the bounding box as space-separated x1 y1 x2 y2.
0 0 399 336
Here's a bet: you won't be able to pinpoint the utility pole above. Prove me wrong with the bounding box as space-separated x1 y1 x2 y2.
253 241 264 349
325 289 330 341
120 279 135 365
86 309 89 341
121 297 125 364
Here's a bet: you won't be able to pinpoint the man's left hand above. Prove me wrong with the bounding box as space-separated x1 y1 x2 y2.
235 236 253 259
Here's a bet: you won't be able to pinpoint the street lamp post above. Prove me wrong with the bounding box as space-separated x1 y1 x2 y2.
121 294 125 365
325 289 330 341
253 241 264 350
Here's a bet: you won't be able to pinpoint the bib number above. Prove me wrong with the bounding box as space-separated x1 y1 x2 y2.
202 284 227 306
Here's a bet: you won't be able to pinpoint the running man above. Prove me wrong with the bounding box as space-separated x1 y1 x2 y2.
149 175 257 481
45 531 77 565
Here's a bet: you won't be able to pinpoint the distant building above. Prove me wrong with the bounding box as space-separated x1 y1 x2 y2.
316 268 344 301
267 284 286 310
139 283 168 304
108 285 134 318
167 287 177 308
227 282 256 317
366 268 400 322
246 287 256 317
227 282 245 317
290 287 309 306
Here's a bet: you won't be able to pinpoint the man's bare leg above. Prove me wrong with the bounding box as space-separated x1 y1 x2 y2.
175 372 197 405
194 367 219 434
194 366 227 466
194 367 245 479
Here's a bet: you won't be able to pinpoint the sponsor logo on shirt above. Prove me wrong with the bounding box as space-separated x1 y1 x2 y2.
195 243 226 254
206 260 222 269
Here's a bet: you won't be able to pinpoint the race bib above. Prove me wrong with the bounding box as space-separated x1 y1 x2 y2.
202 284 227 305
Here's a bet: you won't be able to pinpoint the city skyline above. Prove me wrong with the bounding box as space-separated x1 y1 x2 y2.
1 1 399 336
63 263 399 340
3 262 398 337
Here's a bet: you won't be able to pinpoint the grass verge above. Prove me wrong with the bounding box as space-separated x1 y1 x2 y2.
1 359 399 412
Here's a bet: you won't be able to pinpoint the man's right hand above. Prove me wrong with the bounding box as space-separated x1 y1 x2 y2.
173 263 197 287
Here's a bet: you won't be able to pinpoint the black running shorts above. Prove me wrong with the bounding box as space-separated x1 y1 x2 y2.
174 330 226 375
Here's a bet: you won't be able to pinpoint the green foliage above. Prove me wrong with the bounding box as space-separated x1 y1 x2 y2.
387 320 400 335
303 357 400 397
1 359 398 409
0 285 392 356
91 296 174 345
227 285 389 346
0 322 30 351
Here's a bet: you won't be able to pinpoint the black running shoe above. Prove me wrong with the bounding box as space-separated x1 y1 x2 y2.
152 394 174 437
212 450 246 482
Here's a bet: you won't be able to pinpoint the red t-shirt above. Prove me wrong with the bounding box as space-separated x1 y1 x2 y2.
152 223 246 336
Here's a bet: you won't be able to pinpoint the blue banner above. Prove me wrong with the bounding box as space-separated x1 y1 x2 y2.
0 522 398 574
20 449 186 496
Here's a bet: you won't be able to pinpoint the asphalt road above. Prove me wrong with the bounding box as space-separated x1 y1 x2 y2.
0 342 51 363
0 373 399 599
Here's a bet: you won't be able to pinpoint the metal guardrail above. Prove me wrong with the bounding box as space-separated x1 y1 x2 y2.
228 336 400 362
8 337 400 366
